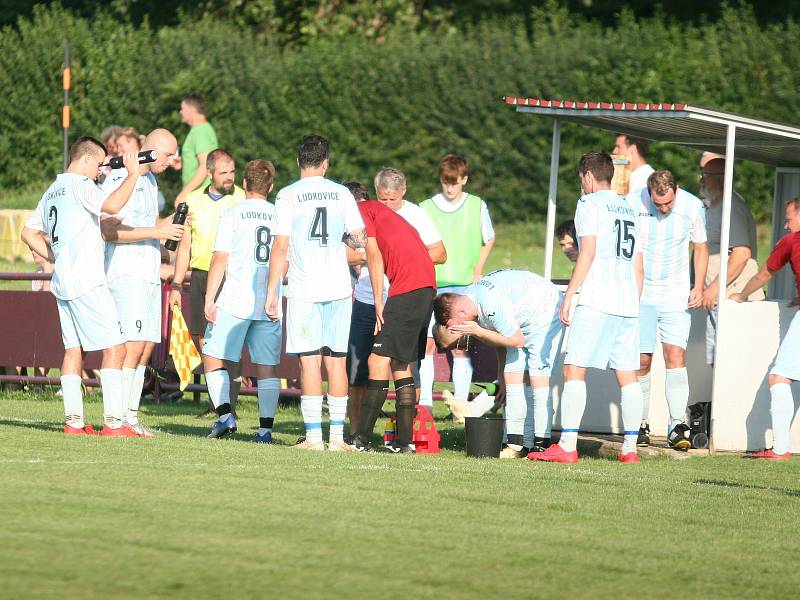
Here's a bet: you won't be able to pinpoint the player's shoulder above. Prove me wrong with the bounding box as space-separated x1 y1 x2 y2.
676 188 703 212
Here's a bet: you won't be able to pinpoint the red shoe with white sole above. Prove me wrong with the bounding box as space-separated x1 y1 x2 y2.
528 444 579 463
100 424 141 438
748 449 791 461
618 452 640 464
64 424 99 435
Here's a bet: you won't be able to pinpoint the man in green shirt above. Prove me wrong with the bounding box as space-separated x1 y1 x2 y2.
175 93 218 207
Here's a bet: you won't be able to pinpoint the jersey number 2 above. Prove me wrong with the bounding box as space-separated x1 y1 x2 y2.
255 226 272 264
613 219 635 260
48 206 59 243
308 207 328 246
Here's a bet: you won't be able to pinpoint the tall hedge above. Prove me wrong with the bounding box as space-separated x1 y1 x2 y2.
1 3 799 221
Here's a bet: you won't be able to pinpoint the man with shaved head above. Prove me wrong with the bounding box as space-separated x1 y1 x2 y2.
101 128 185 435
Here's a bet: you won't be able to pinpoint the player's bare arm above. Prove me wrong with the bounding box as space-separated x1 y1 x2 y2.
560 235 596 325
20 227 54 262
731 263 774 303
168 223 192 309
343 227 367 249
365 237 386 333
346 246 366 267
204 251 228 324
449 321 525 348
634 250 644 298
265 234 289 320
101 152 142 214
426 240 447 265
101 215 184 243
688 241 709 308
473 236 495 282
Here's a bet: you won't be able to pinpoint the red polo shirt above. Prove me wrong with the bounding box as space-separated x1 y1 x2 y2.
766 232 800 297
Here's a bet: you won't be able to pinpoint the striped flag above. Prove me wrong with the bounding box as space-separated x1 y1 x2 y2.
169 306 201 391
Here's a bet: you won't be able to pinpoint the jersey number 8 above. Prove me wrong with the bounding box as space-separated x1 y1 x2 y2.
255 226 272 264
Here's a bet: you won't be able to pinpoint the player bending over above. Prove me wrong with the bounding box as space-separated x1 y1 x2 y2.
530 151 645 464
202 160 284 442
433 269 564 457
21 138 141 435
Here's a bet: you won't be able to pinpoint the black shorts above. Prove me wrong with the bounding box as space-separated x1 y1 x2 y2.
189 269 208 337
373 287 435 365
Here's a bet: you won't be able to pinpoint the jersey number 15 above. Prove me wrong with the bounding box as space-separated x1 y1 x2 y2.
613 219 635 260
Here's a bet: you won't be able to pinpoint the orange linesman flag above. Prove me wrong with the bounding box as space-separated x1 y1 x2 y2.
169 306 201 391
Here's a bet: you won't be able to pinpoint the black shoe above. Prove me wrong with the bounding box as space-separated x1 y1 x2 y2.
349 436 370 452
637 424 650 447
376 443 415 454
533 436 552 451
668 423 691 451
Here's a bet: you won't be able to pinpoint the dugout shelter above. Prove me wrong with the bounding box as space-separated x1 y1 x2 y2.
504 97 800 453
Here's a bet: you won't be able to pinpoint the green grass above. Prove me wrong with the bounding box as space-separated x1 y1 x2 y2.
1 390 799 599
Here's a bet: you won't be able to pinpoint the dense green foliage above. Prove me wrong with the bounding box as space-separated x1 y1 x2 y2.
1 3 799 220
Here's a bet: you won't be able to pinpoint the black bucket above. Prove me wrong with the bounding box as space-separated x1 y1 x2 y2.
465 416 505 458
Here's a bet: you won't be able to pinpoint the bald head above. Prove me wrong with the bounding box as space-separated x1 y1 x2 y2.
143 128 178 174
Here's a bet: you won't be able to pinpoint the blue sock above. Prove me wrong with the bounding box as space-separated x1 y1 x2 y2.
504 383 525 450
257 378 280 435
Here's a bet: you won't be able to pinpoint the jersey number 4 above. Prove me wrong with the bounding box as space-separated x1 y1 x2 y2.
308 207 329 247
613 219 635 260
255 226 272 264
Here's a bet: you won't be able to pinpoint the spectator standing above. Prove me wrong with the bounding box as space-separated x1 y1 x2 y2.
175 93 218 207
613 134 654 194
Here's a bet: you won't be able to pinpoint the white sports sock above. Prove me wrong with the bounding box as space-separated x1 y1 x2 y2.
327 394 348 442
130 365 146 413
257 378 280 424
523 385 535 448
100 368 124 428
452 356 473 402
770 383 794 455
559 380 586 452
61 374 84 428
301 395 324 443
121 367 135 421
205 369 230 412
665 367 689 432
533 385 552 439
504 383 526 451
638 372 651 425
419 354 434 406
620 382 643 454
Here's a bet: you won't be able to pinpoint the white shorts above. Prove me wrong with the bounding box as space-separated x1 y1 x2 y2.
427 285 470 336
57 286 124 352
505 307 564 377
286 297 351 355
565 304 640 371
639 303 691 354
109 277 161 343
770 310 800 381
202 308 282 365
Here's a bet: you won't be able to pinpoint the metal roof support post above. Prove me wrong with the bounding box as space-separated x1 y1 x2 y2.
544 119 561 280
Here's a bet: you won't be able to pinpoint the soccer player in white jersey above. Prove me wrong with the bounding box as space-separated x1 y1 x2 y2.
628 170 708 449
203 160 284 442
21 137 141 436
531 151 645 464
265 135 366 451
432 269 564 456
100 129 183 436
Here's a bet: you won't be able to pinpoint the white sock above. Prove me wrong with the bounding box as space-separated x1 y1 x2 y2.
452 356 473 402
121 367 135 423
61 374 84 428
301 395 324 443
665 367 689 432
205 369 230 420
620 382 643 454
523 385 535 448
257 378 280 434
533 386 552 439
770 383 794 455
327 394 348 442
419 353 434 406
638 372 651 426
100 368 124 427
504 383 526 451
559 380 586 452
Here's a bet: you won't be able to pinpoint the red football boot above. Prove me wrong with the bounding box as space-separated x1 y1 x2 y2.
527 444 579 463
64 423 99 435
749 449 791 461
100 424 141 438
618 452 640 464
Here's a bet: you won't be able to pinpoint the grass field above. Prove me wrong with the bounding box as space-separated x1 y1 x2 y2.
2 390 799 599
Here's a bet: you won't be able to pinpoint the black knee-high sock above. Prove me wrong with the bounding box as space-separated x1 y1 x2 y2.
394 377 417 447
356 379 389 445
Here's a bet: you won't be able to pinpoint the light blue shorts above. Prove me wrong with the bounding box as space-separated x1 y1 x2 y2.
770 310 800 381
565 304 640 371
505 307 565 377
109 277 161 343
202 308 282 365
639 303 691 354
57 285 124 352
427 285 470 336
286 297 352 355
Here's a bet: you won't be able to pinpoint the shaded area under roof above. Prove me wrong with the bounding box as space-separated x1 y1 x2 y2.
503 97 800 167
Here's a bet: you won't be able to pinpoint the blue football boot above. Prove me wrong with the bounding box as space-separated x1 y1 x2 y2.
208 413 237 439
252 431 273 444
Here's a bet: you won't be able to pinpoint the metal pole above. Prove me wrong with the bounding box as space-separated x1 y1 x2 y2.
544 119 561 281
62 40 71 171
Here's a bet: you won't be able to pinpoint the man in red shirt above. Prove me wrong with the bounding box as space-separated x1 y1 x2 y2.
350 200 437 453
732 196 800 460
